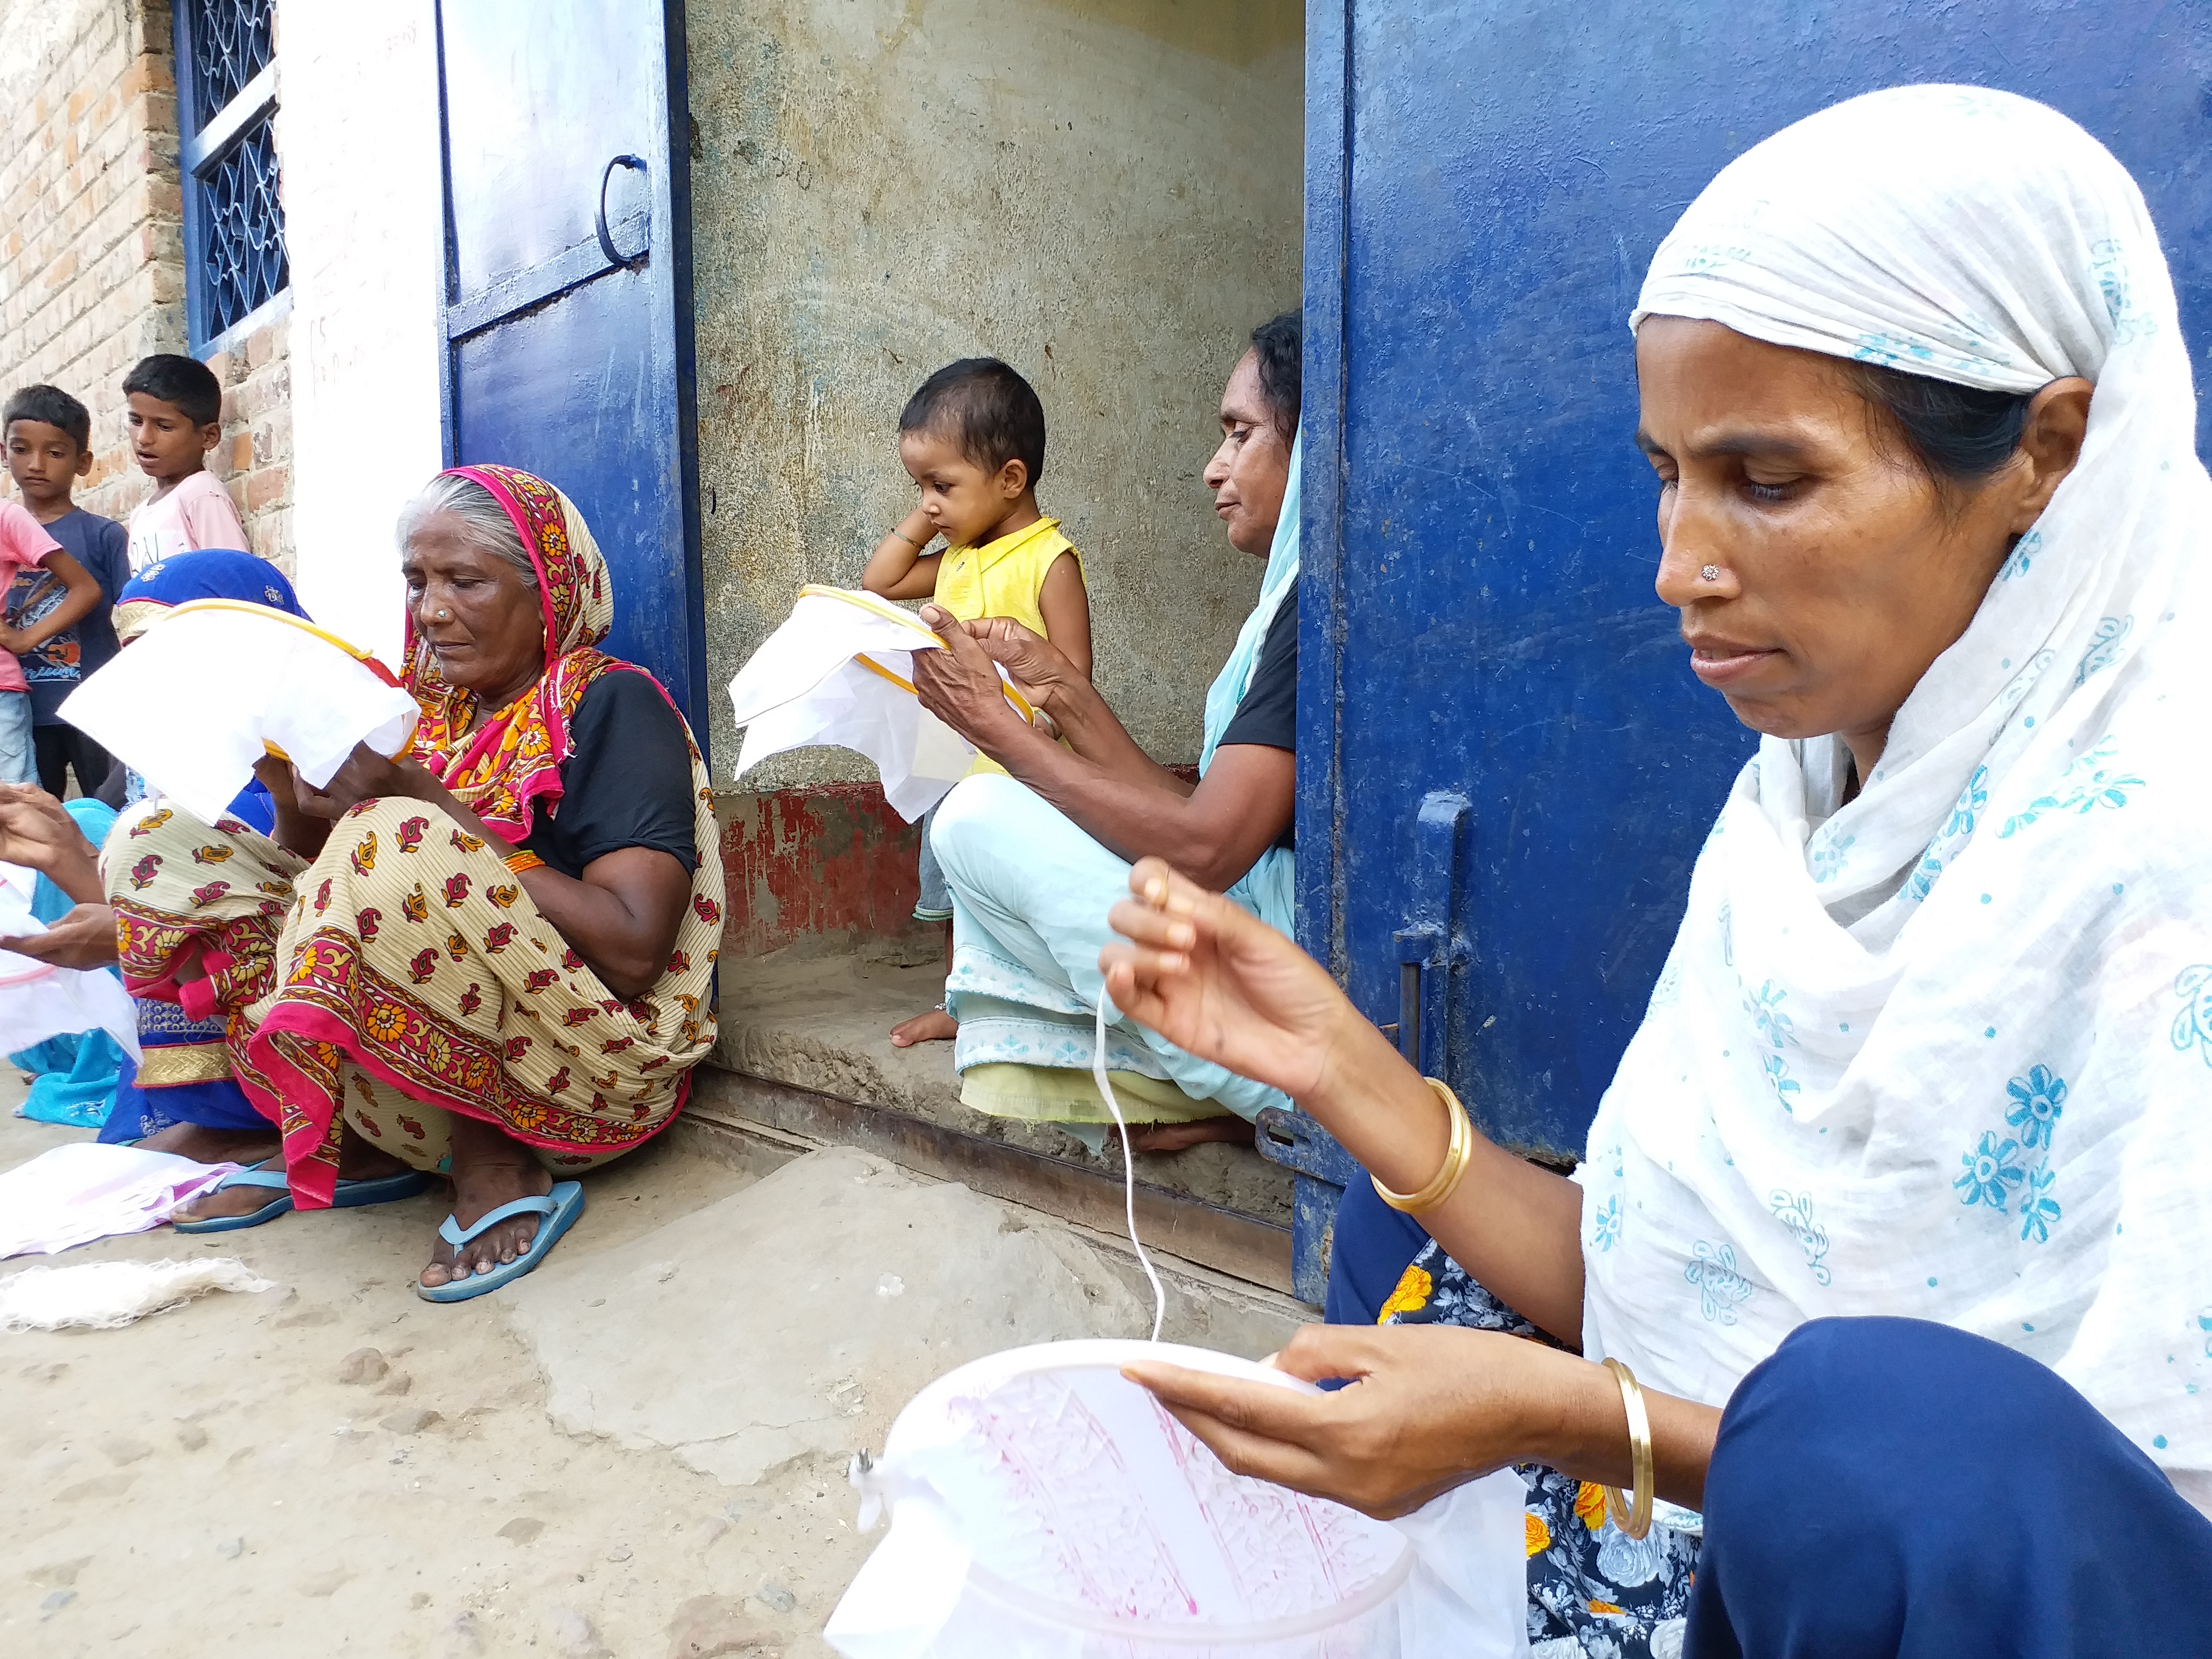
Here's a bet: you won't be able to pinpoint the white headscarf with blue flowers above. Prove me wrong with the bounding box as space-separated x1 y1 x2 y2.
1582 84 2212 1510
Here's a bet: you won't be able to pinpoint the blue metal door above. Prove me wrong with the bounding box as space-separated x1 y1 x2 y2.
1295 1 2212 1165
435 0 707 731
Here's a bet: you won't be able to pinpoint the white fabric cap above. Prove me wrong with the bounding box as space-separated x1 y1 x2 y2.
1588 85 2212 1509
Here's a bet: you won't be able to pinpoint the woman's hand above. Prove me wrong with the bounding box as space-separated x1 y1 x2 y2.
1128 1322 1720 1519
1099 857 1354 1101
939 612 1083 719
1125 1323 1586 1519
0 784 103 903
910 608 1058 747
0 901 120 970
289 745 447 821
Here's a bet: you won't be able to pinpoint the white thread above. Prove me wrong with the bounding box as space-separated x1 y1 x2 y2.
1093 992 1165 1342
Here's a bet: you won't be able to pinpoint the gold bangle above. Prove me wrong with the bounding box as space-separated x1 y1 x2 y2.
1370 1078 1473 1213
1601 1356 1654 1540
892 527 926 549
503 849 545 876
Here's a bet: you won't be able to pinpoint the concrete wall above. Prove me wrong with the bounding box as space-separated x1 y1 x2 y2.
274 0 445 663
0 0 295 568
687 0 1304 775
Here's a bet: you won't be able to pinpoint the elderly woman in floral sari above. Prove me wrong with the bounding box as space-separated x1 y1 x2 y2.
106 465 724 1300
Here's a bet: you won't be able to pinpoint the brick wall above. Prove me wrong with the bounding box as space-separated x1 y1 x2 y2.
0 0 294 572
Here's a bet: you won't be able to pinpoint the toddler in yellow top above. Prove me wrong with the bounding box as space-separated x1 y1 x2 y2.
862 357 1092 1047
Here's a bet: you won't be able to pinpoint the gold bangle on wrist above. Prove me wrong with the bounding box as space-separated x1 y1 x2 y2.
892 528 926 549
1601 1356 1654 1540
1370 1077 1473 1214
503 849 546 876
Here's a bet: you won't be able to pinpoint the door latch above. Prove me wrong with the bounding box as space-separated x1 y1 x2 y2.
1393 792 1470 1079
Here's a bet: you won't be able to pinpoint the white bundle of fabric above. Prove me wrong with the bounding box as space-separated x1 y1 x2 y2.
0 858 138 1060
0 1143 243 1259
1579 85 2212 1507
59 601 419 824
827 1340 1529 1659
728 586 1028 822
0 1256 274 1332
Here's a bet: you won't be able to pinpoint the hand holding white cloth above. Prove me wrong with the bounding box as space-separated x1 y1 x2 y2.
59 601 419 825
0 858 137 1060
827 1340 1528 1658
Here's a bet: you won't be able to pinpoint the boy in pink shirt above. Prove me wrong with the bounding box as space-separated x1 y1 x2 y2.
121 354 248 572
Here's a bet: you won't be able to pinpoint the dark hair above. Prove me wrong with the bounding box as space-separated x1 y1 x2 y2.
1248 310 1302 439
1843 360 2032 490
122 353 222 427
899 358 1046 486
2 384 91 451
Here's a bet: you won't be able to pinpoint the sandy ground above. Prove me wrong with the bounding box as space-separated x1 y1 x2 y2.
1 1083 1306 1659
1 1097 878 1659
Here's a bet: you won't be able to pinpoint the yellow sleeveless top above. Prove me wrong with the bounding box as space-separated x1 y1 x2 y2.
931 516 1082 778
933 517 1082 632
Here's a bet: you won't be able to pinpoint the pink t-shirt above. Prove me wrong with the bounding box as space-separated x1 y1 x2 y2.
0 501 58 694
126 469 249 573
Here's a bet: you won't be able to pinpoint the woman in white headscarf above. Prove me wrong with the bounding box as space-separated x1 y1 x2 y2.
1101 86 2212 1658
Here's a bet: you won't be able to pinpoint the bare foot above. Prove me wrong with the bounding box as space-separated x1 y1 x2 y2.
418 1115 553 1291
168 1122 408 1224
139 1121 282 1166
890 1008 957 1047
1131 1117 1253 1154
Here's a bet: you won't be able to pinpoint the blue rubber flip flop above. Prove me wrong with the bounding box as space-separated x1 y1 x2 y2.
416 1180 585 1304
331 1169 434 1209
172 1166 294 1234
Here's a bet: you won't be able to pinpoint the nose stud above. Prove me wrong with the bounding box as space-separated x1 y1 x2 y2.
1698 565 1722 584
433 609 452 621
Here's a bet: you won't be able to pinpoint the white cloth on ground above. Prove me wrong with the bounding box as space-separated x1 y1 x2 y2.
58 602 418 824
0 1255 274 1330
0 1143 244 1258
1581 84 2212 1509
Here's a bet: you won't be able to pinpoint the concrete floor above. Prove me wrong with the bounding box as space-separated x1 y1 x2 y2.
715 951 1296 1225
0 1077 1304 1658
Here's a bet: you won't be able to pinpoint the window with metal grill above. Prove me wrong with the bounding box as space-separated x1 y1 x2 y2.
175 0 287 349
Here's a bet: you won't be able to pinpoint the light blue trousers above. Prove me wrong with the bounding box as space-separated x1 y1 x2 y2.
931 772 1289 1121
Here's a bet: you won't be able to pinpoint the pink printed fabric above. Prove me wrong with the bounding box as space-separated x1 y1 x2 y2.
125 470 248 572
0 502 58 692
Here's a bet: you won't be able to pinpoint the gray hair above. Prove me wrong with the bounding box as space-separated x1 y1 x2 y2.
396 472 540 590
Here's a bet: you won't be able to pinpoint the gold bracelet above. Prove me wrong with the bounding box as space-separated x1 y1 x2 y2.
503 849 546 875
1601 1356 1654 1539
892 527 926 549
1370 1078 1473 1213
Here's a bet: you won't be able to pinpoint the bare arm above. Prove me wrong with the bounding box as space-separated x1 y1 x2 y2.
1101 858 1585 1341
1033 551 1092 680
0 551 103 654
860 507 944 601
297 745 691 1001
911 614 1295 891
1100 857 1721 1516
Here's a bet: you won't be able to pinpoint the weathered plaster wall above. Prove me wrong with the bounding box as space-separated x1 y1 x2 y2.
687 0 1303 776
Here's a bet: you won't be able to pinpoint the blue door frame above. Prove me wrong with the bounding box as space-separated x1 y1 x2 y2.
433 0 709 734
1265 0 2212 1302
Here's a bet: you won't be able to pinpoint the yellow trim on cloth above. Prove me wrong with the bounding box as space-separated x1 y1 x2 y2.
958 1061 1234 1127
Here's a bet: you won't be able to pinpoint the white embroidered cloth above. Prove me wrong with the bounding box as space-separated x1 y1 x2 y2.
829 1340 1529 1658
58 601 418 825
1580 85 2212 1510
0 1144 244 1259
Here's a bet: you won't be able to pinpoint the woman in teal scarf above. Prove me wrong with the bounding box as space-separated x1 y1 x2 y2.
912 313 1301 1151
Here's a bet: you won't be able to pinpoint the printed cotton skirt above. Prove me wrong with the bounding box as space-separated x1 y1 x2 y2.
102 795 723 1208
